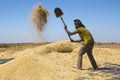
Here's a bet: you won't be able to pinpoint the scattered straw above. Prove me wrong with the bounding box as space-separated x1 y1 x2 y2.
31 4 49 31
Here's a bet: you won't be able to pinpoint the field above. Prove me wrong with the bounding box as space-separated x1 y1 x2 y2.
0 41 120 80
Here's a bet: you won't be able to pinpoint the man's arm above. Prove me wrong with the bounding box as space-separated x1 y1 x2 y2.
64 25 77 35
71 39 83 43
64 25 82 43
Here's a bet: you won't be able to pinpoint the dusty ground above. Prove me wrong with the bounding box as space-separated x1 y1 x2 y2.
0 41 120 80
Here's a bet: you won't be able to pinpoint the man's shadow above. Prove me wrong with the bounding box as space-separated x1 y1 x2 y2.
0 58 14 64
88 62 120 80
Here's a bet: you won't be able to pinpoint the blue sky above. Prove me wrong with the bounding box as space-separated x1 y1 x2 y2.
0 0 120 43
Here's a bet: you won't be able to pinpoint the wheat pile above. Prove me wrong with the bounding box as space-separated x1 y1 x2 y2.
0 41 120 80
0 41 77 80
31 4 49 31
34 40 74 54
10 41 74 58
0 54 56 80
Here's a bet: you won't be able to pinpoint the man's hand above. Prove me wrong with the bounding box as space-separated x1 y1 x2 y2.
64 25 71 35
70 39 74 42
64 25 68 31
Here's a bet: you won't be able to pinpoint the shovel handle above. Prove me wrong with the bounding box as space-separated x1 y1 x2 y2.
60 17 66 26
60 17 72 41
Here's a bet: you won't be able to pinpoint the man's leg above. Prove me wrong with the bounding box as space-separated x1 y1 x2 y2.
77 45 87 69
87 45 98 69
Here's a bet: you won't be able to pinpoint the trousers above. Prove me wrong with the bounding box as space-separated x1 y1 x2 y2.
77 43 98 69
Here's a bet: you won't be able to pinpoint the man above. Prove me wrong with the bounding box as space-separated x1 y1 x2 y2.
64 19 98 70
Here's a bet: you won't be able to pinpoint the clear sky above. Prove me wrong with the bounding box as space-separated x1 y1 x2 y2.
0 0 120 43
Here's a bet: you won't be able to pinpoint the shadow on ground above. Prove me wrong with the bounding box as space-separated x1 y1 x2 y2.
98 62 120 80
76 62 120 80
0 58 14 64
91 62 120 80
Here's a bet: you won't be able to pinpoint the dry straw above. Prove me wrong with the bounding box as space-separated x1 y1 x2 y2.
31 4 49 31
34 41 74 54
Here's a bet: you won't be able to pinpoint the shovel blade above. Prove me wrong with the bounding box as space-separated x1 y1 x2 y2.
54 7 63 17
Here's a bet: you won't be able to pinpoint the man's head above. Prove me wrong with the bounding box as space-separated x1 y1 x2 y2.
74 19 85 28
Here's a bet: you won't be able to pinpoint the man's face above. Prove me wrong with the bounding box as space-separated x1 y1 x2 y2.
74 21 80 27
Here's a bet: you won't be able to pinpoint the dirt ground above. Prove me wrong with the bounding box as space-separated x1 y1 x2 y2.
0 41 120 80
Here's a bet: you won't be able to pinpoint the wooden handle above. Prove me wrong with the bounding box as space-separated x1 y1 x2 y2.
60 17 72 40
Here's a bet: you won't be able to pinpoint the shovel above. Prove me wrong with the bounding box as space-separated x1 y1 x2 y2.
54 7 72 40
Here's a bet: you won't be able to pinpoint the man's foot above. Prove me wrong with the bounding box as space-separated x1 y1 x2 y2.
77 67 82 70
94 67 98 70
